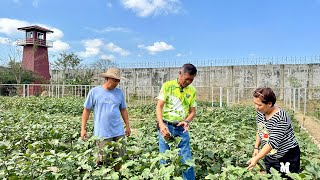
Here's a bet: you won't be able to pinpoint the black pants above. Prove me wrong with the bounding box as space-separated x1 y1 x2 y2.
264 146 300 176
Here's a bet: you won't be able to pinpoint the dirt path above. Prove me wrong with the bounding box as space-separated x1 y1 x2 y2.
294 112 320 149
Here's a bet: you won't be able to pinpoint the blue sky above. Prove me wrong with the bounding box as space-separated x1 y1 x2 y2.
1 0 320 66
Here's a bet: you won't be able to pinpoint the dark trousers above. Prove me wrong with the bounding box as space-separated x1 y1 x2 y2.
264 146 300 176
96 135 126 164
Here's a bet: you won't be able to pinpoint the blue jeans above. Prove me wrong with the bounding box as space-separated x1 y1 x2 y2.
158 123 195 180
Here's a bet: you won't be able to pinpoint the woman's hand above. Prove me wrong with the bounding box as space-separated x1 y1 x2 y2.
246 156 259 170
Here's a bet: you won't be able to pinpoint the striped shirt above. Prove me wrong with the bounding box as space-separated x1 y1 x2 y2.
256 107 299 159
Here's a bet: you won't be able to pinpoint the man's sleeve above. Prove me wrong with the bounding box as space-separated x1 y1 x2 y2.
84 89 94 109
157 84 166 101
120 90 127 109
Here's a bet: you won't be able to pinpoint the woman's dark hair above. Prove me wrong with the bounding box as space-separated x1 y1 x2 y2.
181 63 197 75
253 87 276 106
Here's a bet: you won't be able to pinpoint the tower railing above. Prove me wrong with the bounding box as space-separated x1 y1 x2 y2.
16 38 53 47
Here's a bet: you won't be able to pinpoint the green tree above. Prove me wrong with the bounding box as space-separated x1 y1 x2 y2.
0 41 44 84
0 40 23 84
7 58 22 84
51 52 82 83
0 65 44 84
65 69 95 85
90 58 117 71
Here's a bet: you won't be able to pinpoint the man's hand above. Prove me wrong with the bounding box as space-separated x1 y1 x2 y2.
177 121 189 133
81 129 87 141
159 123 170 139
246 156 259 170
125 126 131 137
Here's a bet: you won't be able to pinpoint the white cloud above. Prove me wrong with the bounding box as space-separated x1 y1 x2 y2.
0 37 11 45
46 28 64 40
13 0 20 4
84 39 104 48
51 40 70 52
121 0 181 17
100 54 115 60
36 25 69 53
0 18 64 41
35 23 64 40
78 40 130 58
78 48 100 58
0 18 29 36
78 39 104 58
176 53 182 57
139 41 174 54
106 42 130 56
0 18 69 54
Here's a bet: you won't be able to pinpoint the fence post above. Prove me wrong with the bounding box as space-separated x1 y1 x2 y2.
151 86 154 102
84 85 87 99
27 84 30 97
284 88 287 106
289 88 292 109
23 84 26 97
298 88 301 111
211 86 214 107
226 88 229 107
293 88 296 111
304 88 307 115
232 87 235 104
220 87 223 108
48 85 51 97
127 86 129 102
62 84 65 97
237 87 240 104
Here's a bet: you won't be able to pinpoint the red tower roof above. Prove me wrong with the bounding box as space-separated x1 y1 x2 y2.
17 25 54 33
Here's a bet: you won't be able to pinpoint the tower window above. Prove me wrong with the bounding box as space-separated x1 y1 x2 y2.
27 31 33 38
38 32 44 39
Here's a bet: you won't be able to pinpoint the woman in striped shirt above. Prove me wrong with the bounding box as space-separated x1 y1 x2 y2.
246 87 300 175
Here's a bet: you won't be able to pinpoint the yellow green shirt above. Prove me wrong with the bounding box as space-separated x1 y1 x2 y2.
158 79 197 122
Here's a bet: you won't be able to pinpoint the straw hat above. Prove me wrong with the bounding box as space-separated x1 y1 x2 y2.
99 68 124 80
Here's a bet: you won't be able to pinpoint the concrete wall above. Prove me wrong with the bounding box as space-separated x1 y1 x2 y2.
50 64 320 89
49 64 320 101
113 64 319 88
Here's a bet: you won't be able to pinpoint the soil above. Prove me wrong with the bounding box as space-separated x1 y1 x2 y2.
294 112 320 149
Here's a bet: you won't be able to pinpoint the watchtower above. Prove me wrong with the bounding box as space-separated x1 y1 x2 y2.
17 25 54 81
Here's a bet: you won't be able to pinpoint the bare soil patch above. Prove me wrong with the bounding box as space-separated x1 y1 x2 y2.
294 112 320 149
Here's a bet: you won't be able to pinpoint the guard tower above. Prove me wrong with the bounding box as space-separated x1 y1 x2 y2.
17 25 54 82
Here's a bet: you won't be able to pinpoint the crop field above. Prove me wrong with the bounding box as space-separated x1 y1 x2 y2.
0 97 320 179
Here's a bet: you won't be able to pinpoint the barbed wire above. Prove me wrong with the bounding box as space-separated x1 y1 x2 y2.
43 55 320 70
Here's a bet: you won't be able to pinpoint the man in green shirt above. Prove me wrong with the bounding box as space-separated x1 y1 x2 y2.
156 63 197 180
